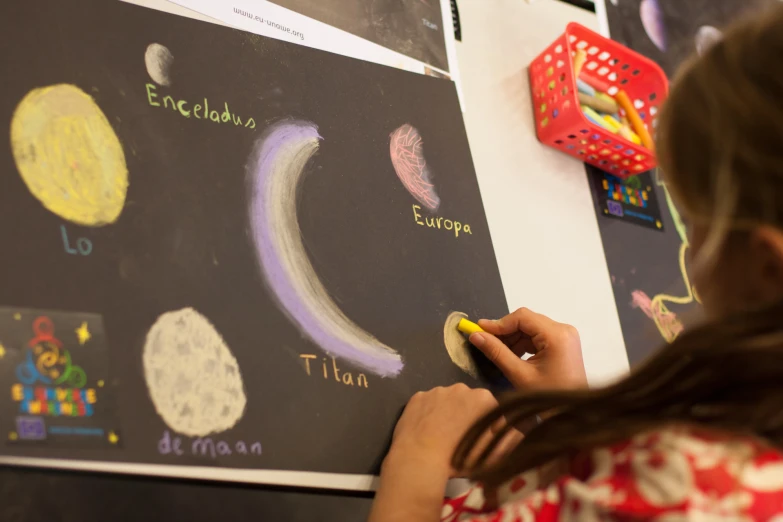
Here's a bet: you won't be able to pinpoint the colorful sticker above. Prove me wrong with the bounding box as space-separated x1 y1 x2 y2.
0 307 120 448
588 167 665 231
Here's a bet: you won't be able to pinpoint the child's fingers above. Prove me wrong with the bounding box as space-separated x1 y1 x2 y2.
469 332 534 388
477 318 512 335
479 308 551 337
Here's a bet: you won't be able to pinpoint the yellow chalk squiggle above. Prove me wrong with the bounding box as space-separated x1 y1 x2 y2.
646 172 701 343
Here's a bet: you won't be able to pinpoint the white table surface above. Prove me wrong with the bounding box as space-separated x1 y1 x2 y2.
455 0 628 385
125 0 630 385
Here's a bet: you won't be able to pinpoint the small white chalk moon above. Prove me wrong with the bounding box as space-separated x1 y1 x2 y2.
695 26 723 56
143 307 247 437
443 311 479 378
145 43 173 87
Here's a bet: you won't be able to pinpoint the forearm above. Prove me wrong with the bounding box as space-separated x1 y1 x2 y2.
369 448 450 522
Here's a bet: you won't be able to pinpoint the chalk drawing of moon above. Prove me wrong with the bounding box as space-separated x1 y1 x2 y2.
145 43 173 87
640 0 667 52
443 311 479 378
695 26 723 56
390 124 440 211
10 84 129 227
247 120 404 377
143 308 247 437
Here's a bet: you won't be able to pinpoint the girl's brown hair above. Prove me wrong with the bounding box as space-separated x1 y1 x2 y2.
454 4 783 488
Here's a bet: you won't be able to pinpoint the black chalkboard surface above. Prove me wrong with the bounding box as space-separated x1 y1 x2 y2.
0 0 507 489
590 0 777 365
265 0 450 72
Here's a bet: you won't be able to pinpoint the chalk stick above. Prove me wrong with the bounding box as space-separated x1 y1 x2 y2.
457 318 484 336
576 78 596 96
578 92 619 114
619 125 642 145
602 114 623 133
580 74 612 93
617 116 642 145
595 92 616 105
573 49 588 78
615 90 654 150
582 106 618 133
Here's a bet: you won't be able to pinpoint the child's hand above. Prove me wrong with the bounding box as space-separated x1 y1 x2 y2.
471 308 588 391
372 385 508 522
386 384 498 476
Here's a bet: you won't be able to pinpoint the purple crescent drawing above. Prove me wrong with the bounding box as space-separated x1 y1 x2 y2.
247 120 404 378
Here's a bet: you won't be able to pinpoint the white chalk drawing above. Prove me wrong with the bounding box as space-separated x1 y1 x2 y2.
443 311 479 378
145 43 174 87
143 308 247 437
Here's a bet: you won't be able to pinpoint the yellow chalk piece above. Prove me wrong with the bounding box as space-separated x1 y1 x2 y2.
0 343 5 359
620 126 642 145
75 321 91 345
618 125 642 145
582 106 618 133
578 92 619 114
457 318 485 336
602 115 623 133
108 431 119 444
11 84 129 227
595 92 616 105
618 116 641 144
573 49 588 78
8 432 17 441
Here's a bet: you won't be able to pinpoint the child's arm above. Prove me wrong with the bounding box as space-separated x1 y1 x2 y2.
368 385 498 522
369 447 451 522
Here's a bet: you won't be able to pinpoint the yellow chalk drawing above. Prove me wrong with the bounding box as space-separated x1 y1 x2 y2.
10 84 128 227
0 343 5 359
8 432 18 441
645 172 702 343
75 321 91 345
108 431 119 444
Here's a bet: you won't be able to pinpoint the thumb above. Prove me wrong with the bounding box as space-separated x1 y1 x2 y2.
470 332 535 388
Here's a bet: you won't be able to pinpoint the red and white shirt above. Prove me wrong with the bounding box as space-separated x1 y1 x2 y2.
443 426 783 521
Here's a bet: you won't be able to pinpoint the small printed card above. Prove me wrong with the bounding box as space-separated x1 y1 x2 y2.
588 166 665 232
0 307 121 449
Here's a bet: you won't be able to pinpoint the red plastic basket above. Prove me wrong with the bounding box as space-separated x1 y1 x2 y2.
529 23 669 178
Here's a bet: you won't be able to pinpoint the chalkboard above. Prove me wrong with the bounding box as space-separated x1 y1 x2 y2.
266 0 450 72
589 0 776 365
0 0 507 490
604 0 777 77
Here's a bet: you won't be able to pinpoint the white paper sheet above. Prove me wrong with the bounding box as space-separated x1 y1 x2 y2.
167 0 457 78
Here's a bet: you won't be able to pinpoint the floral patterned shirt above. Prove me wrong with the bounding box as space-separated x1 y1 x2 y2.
442 427 783 521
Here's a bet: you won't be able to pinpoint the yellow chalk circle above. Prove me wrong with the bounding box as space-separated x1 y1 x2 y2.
11 84 128 226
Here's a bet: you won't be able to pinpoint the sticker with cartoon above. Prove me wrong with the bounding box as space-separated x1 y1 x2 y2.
0 307 120 448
